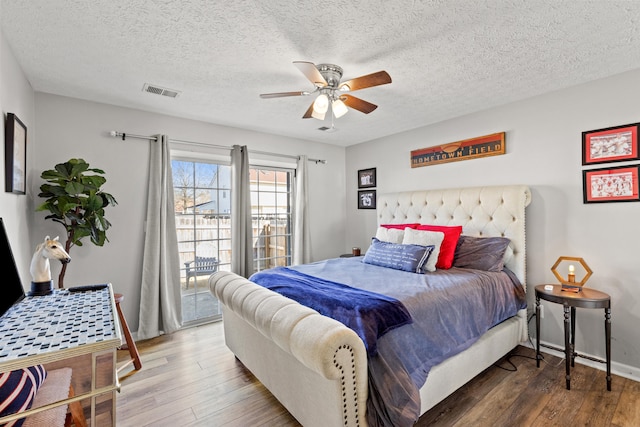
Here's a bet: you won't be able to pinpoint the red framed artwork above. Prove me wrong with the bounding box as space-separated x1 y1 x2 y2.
583 165 640 203
582 122 640 165
411 132 505 168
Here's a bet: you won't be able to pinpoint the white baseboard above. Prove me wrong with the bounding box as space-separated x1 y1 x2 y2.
522 340 640 383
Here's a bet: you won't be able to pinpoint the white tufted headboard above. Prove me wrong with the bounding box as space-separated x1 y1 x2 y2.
377 185 532 286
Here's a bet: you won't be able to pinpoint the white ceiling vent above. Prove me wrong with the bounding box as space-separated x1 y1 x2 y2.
142 83 181 98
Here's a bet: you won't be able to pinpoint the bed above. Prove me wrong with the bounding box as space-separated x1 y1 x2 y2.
209 184 531 427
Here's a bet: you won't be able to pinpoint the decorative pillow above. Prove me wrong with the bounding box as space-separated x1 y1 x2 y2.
374 226 406 244
453 235 511 272
401 228 444 272
363 238 434 273
380 223 420 230
416 224 463 269
0 365 47 427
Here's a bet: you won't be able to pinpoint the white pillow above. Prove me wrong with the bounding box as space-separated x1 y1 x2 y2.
375 227 405 244
402 228 444 272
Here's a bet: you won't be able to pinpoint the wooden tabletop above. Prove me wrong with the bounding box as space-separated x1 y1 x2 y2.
535 284 610 309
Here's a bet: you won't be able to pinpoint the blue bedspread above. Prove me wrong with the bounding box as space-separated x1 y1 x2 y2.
289 257 527 427
250 267 412 356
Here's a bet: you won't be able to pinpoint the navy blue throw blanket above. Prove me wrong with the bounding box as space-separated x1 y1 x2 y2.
250 267 412 356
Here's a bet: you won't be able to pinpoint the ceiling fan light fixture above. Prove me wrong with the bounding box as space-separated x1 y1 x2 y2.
332 98 348 118
311 109 326 120
313 93 329 114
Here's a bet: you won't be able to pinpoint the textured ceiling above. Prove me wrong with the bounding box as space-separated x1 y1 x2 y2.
2 1 640 147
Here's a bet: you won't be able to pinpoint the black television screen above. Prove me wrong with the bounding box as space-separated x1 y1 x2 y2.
0 218 26 317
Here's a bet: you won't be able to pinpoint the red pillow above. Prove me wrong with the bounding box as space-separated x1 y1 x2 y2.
416 224 462 269
381 223 420 230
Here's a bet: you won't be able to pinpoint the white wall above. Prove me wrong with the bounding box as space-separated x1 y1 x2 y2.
345 68 640 377
0 27 35 285
31 93 347 331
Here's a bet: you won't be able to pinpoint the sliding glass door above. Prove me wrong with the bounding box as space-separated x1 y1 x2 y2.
172 157 293 326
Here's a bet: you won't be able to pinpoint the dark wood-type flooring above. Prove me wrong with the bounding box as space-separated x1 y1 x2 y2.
116 321 640 426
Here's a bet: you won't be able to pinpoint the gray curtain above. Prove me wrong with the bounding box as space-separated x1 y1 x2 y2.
137 135 182 340
293 155 311 265
231 145 253 278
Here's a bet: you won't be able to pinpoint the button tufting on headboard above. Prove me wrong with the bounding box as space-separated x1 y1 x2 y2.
376 185 531 285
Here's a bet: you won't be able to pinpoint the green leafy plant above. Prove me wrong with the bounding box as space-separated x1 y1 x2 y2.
36 158 117 287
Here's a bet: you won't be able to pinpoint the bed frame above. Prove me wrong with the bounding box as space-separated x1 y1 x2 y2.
209 185 531 426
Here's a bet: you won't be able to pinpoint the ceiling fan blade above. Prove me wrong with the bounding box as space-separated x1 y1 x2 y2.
259 91 308 99
302 102 315 119
341 94 378 114
339 71 391 92
293 61 328 87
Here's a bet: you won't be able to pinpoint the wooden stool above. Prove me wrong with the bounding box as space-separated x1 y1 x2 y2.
23 368 87 427
114 293 142 377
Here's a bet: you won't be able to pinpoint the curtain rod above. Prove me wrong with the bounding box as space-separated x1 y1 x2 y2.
109 131 327 164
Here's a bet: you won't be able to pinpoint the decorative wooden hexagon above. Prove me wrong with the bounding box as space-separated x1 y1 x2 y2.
551 256 593 286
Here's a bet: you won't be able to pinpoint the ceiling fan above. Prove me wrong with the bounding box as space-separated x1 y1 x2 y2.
259 61 392 121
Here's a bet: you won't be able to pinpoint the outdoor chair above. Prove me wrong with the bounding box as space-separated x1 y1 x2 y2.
184 256 219 288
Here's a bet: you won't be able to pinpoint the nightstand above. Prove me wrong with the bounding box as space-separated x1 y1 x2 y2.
535 284 611 391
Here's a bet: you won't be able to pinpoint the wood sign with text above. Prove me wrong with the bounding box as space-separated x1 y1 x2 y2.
411 132 506 168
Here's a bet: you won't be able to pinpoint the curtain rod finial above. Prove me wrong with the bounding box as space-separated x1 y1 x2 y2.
109 130 126 141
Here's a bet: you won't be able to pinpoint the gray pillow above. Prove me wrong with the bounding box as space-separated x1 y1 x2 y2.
453 235 510 272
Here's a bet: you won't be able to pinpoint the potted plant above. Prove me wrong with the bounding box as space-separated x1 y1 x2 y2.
36 158 117 288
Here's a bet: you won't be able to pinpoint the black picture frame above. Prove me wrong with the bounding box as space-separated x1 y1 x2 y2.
4 113 27 194
582 164 640 203
358 190 376 209
582 122 640 165
357 168 376 188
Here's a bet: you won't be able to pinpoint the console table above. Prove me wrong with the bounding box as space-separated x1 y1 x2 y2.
0 285 122 426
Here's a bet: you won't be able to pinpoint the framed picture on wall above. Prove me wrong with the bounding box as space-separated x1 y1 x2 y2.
358 190 376 209
582 122 640 165
583 164 640 203
357 168 376 188
4 113 27 194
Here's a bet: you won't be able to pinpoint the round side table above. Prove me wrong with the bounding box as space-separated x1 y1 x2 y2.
534 284 611 391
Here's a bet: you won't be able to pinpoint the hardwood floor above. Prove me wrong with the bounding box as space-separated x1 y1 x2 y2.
116 321 640 426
